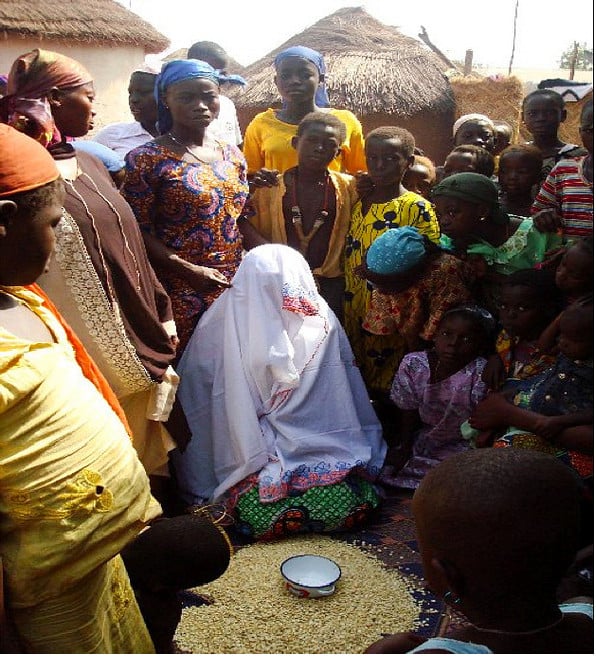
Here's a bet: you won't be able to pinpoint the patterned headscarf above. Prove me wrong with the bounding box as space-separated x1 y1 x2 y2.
155 59 237 134
274 46 330 108
0 49 92 148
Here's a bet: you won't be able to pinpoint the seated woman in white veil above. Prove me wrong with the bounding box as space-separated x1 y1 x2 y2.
171 244 387 539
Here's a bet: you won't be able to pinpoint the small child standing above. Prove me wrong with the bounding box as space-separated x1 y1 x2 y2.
380 305 494 490
344 126 439 397
498 144 544 216
361 226 475 354
244 111 357 320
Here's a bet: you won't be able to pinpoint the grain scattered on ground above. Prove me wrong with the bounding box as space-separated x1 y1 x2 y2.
175 535 431 654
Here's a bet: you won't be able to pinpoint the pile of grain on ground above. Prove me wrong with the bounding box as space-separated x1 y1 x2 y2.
175 535 430 654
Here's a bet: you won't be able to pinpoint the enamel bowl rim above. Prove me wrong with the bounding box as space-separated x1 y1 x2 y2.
280 553 342 588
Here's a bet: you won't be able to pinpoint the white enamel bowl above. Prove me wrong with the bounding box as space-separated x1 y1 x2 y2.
280 554 342 598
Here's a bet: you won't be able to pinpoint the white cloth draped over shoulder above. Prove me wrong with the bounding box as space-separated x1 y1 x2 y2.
171 244 386 506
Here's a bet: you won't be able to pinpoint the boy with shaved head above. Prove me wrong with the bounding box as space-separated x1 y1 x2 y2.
366 449 593 654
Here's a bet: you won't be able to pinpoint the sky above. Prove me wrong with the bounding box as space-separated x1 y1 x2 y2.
118 0 594 71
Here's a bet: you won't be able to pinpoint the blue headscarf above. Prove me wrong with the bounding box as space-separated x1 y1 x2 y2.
273 46 330 108
366 226 427 275
155 59 234 134
217 71 247 86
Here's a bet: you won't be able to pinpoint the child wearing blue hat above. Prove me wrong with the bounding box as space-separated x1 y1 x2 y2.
361 226 475 356
359 226 480 459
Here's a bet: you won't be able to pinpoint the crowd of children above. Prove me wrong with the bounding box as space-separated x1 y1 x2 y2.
0 40 593 653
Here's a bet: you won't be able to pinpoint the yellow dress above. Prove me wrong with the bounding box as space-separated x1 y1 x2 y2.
0 286 160 653
343 193 440 394
242 108 367 175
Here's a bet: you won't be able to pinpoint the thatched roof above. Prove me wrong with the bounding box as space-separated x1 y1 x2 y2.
163 47 246 76
230 6 454 117
0 0 170 53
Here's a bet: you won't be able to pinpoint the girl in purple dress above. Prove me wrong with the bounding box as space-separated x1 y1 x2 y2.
380 305 494 489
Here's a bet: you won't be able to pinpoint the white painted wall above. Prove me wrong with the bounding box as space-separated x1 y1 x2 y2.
1 38 147 132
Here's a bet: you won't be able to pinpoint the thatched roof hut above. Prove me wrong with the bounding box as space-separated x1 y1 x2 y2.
450 75 525 143
0 0 170 129
0 0 169 52
230 6 456 163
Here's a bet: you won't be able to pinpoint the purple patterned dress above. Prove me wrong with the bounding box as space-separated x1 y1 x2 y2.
387 350 487 489
123 141 249 352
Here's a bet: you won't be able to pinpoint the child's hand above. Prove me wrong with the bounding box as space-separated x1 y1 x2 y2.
533 415 564 441
469 392 511 431
482 354 506 391
532 208 563 233
249 168 280 188
355 171 374 198
537 246 567 271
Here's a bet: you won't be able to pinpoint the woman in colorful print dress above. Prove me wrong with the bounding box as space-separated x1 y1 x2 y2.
123 59 259 354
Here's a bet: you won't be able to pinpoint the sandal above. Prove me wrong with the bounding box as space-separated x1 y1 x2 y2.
186 503 235 527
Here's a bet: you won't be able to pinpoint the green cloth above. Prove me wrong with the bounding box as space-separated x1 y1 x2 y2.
467 218 561 274
234 477 381 540
441 218 562 275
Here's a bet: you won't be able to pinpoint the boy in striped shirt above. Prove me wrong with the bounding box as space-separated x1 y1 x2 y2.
532 99 593 239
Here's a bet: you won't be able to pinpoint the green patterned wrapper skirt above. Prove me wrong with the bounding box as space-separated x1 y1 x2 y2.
234 476 381 541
